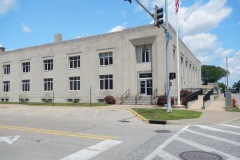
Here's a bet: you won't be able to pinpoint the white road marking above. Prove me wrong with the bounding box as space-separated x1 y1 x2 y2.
60 139 122 160
26 108 53 115
92 110 99 119
176 136 240 160
220 124 240 129
0 108 30 114
55 109 74 117
0 135 20 144
186 129 240 146
194 125 240 136
143 125 190 160
157 149 181 160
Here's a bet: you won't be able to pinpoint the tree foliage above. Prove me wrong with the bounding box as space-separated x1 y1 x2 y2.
218 82 226 90
232 80 240 88
201 65 228 84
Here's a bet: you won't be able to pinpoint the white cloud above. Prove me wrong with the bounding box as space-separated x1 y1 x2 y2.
21 23 31 33
179 0 232 35
215 48 233 57
182 33 217 54
0 0 16 15
108 22 127 33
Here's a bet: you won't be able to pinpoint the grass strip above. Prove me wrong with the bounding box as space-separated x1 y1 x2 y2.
132 108 202 120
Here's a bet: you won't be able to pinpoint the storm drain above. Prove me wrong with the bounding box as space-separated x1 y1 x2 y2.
155 130 171 133
179 151 223 160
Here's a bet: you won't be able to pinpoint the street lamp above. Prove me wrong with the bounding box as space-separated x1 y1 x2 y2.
226 55 240 88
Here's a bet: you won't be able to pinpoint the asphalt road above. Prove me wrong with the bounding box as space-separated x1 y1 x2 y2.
0 104 239 160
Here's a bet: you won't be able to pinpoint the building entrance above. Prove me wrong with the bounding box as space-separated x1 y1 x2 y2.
139 73 152 96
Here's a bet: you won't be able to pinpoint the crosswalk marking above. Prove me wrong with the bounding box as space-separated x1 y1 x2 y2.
185 129 240 146
176 136 240 160
143 125 190 160
60 140 122 160
220 124 240 129
157 149 181 160
194 125 240 135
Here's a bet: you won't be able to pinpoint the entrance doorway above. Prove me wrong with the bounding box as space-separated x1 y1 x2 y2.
139 73 152 96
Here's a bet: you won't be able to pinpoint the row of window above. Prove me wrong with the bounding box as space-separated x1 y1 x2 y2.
2 52 114 75
2 75 113 92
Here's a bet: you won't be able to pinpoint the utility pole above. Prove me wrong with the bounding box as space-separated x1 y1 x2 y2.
124 0 171 112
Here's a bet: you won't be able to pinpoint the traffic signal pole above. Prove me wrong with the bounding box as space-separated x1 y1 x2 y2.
125 0 171 112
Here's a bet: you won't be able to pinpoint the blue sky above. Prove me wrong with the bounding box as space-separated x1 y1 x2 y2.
0 0 240 87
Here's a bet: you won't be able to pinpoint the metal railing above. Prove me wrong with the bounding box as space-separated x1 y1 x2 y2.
135 91 142 104
119 89 130 104
203 89 213 102
186 89 203 102
150 89 157 104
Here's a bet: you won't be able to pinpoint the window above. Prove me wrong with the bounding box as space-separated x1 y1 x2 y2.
3 64 10 75
22 80 30 92
22 62 30 73
99 75 113 90
69 56 80 68
99 52 113 66
3 81 10 92
69 77 80 91
43 59 53 71
44 78 53 91
142 49 150 62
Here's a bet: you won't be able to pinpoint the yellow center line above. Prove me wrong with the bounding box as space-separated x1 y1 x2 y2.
0 124 117 140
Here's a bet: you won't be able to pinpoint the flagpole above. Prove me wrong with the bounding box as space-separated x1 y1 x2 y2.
176 1 181 105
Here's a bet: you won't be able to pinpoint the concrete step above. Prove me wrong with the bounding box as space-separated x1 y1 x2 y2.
121 96 152 105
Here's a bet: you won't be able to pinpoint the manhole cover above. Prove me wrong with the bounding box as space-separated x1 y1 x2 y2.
179 151 223 160
155 130 171 133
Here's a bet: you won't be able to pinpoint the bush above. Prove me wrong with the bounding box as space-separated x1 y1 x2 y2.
104 95 116 104
180 90 192 106
157 95 174 106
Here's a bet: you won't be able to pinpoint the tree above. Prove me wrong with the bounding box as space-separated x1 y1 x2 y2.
232 80 240 88
218 82 226 90
201 65 228 84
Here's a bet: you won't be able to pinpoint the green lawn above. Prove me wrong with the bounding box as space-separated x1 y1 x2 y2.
132 108 202 120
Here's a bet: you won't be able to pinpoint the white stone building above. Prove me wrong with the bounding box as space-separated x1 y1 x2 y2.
0 25 201 103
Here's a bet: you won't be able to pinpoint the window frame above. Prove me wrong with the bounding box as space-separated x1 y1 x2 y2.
22 62 30 73
141 49 150 63
3 64 10 75
99 52 113 66
22 80 30 92
69 56 80 69
43 59 53 71
43 78 53 91
3 81 10 92
69 76 80 91
99 74 113 90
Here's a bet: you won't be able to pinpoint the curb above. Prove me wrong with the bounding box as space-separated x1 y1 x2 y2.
128 109 167 124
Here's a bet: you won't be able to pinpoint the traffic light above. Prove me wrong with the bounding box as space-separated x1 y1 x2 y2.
154 5 164 27
169 73 176 80
124 0 131 3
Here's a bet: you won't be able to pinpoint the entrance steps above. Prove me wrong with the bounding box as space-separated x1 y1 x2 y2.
121 96 152 105
188 95 204 109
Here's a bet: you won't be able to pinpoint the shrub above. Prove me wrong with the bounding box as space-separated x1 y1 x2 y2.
73 99 79 103
180 90 192 106
104 95 116 104
157 95 174 106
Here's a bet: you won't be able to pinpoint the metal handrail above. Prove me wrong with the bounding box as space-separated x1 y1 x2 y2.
203 89 213 102
186 89 203 102
150 89 157 104
119 89 130 103
135 91 142 104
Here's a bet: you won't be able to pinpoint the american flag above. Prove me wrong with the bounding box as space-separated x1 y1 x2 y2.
176 0 179 13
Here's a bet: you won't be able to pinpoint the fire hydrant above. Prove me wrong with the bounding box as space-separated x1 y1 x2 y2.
232 98 237 107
